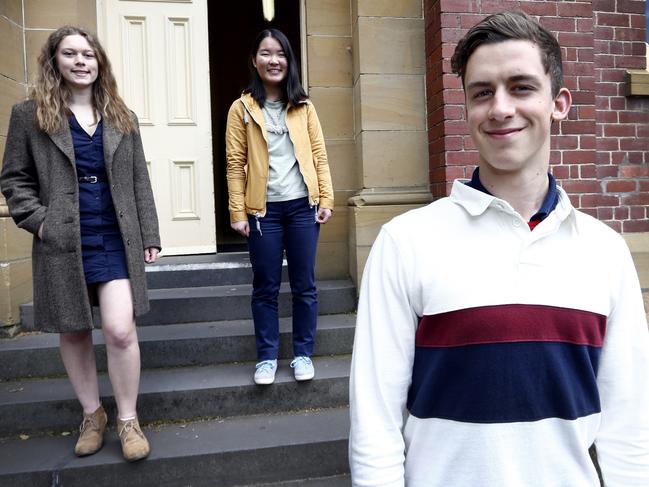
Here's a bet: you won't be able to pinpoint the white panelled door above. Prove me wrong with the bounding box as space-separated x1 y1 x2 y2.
100 0 216 255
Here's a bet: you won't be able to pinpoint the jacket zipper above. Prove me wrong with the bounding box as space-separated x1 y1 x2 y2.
283 105 316 208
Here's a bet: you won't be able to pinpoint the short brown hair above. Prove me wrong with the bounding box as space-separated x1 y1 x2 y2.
451 11 564 97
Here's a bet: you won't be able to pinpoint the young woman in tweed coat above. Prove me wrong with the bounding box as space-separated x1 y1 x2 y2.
1 26 160 462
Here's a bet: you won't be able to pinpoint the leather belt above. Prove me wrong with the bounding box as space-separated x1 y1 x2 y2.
78 176 106 184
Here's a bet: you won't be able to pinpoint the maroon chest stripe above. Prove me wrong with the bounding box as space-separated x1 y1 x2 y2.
416 304 606 348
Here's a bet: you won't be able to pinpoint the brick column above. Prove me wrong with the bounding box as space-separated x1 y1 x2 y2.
593 1 649 233
349 0 431 284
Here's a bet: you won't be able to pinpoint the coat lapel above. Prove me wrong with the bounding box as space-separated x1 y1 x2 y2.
240 95 268 142
102 121 124 178
48 124 75 166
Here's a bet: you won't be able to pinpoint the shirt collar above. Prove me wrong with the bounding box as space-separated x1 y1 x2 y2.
464 167 559 222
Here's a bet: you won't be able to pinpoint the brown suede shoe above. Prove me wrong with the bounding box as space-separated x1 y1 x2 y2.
74 405 108 456
117 416 150 462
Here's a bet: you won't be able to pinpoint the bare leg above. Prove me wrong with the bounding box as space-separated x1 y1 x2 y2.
59 330 101 415
97 279 140 419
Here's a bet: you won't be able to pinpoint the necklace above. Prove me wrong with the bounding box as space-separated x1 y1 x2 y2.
262 104 288 135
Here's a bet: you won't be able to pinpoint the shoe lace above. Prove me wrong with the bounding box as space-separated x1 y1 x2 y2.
119 419 144 440
255 360 275 372
79 415 99 433
290 356 312 369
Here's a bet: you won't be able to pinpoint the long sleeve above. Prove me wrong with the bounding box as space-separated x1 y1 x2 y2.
225 101 249 223
306 103 333 210
349 227 418 487
131 115 161 251
0 104 47 235
595 242 649 486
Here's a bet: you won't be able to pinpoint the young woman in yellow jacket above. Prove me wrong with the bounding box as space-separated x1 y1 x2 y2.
225 29 334 385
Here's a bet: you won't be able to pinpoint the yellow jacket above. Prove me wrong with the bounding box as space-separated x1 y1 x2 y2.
225 93 334 223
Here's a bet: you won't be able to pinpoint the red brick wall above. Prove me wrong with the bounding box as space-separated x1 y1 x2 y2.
425 0 649 232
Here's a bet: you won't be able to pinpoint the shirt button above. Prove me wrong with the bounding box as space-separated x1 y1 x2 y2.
126 239 131 246
119 211 124 217
513 219 521 227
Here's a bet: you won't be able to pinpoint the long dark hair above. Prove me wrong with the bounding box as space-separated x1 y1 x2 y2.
244 28 307 107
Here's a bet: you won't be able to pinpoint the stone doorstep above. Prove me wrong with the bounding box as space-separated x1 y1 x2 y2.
144 252 264 289
0 355 352 438
0 313 356 381
19 279 357 329
146 252 253 270
139 279 357 325
0 407 350 487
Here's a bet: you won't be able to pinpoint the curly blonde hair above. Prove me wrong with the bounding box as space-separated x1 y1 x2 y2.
30 25 137 134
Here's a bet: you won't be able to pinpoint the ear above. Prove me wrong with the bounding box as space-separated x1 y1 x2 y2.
551 87 572 122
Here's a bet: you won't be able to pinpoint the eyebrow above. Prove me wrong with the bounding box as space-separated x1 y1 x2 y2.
466 74 542 91
61 48 95 52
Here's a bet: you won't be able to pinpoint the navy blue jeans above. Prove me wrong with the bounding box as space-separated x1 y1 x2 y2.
247 197 320 361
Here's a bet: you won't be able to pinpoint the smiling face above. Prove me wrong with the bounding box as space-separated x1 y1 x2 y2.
464 40 571 181
253 36 288 93
56 34 98 92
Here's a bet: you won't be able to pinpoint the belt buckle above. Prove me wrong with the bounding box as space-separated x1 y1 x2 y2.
89 176 98 183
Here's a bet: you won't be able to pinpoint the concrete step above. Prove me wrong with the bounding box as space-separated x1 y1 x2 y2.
19 279 357 329
145 252 280 289
0 407 350 487
237 474 351 486
0 314 356 381
0 355 351 438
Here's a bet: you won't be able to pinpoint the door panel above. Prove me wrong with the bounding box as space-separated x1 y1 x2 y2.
101 0 216 255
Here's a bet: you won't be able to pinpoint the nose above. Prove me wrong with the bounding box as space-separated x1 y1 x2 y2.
488 90 514 121
74 53 85 65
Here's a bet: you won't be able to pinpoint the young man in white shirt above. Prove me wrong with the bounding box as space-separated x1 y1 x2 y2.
349 11 649 487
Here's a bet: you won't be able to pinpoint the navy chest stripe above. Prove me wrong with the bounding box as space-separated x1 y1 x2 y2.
407 342 601 423
415 304 606 348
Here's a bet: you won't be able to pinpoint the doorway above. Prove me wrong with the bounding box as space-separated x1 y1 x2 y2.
207 1 302 252
100 0 217 255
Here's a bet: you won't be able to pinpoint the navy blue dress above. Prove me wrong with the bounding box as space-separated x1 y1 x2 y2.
70 115 129 284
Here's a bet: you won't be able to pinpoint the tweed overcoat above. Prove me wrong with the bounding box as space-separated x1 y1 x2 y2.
0 100 161 333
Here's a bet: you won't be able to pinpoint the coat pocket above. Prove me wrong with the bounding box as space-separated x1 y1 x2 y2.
39 200 77 254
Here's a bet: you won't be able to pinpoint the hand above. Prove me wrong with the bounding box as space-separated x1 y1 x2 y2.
144 247 159 264
231 220 250 237
37 222 44 240
316 208 332 224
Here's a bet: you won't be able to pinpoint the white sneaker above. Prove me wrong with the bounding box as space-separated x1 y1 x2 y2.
254 359 277 385
290 356 314 381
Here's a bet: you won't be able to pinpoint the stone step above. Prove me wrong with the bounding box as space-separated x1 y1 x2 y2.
237 474 351 487
0 314 356 381
19 279 357 329
145 252 276 289
0 407 350 487
0 355 351 438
